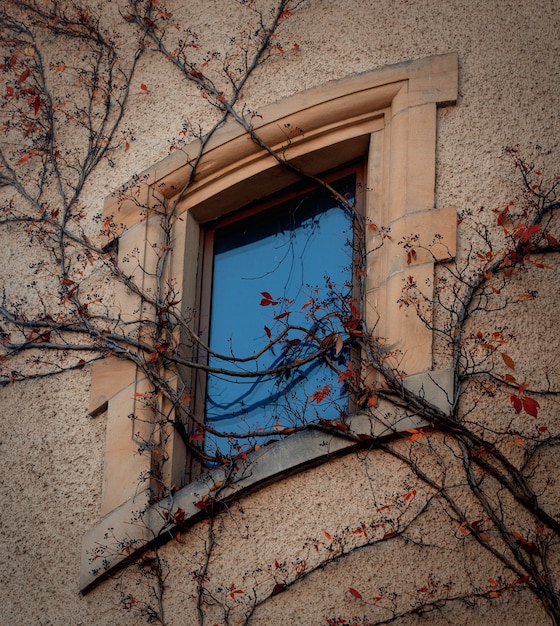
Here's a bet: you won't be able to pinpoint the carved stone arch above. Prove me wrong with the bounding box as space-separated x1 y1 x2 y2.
81 52 458 590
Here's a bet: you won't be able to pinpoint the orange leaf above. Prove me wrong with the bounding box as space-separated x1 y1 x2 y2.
324 531 332 541
16 152 31 165
367 395 377 408
407 428 424 442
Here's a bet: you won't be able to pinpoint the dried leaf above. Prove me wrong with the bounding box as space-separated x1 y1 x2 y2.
335 333 343 355
145 351 159 363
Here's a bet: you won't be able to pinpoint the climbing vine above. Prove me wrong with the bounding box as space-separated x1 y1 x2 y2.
1 1 559 624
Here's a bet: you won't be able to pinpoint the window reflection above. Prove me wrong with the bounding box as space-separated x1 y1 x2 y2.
205 176 355 456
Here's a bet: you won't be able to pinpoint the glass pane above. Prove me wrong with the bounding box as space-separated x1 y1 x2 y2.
205 176 355 457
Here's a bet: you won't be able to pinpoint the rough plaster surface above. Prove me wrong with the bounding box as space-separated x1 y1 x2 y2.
1 0 559 624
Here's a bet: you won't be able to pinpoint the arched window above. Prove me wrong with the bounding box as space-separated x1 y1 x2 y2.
81 53 458 590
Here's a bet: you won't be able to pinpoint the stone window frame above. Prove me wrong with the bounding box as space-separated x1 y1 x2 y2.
81 52 458 590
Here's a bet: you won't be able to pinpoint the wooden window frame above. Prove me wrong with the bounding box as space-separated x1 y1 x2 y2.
81 53 458 590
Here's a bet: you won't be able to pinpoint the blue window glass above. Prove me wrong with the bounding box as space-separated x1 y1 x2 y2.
204 175 356 457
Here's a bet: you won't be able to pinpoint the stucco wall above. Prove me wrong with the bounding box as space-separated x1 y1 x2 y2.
1 0 559 624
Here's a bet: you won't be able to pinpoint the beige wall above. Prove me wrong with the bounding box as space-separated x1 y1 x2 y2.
1 0 559 624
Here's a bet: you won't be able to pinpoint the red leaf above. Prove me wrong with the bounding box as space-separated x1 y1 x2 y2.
497 206 509 226
521 396 540 418
33 95 40 116
510 395 523 413
173 508 185 525
271 582 285 596
140 83 148 91
501 352 515 370
18 68 30 84
349 588 362 600
538 425 548 433
517 224 541 243
403 489 416 502
260 291 278 306
264 325 271 339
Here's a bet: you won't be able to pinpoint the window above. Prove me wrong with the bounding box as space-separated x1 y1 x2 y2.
198 169 361 457
82 53 459 591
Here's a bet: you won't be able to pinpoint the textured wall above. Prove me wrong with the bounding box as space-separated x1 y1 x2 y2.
0 0 559 624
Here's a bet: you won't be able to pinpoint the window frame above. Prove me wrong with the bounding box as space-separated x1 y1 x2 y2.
81 53 459 591
193 163 366 460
